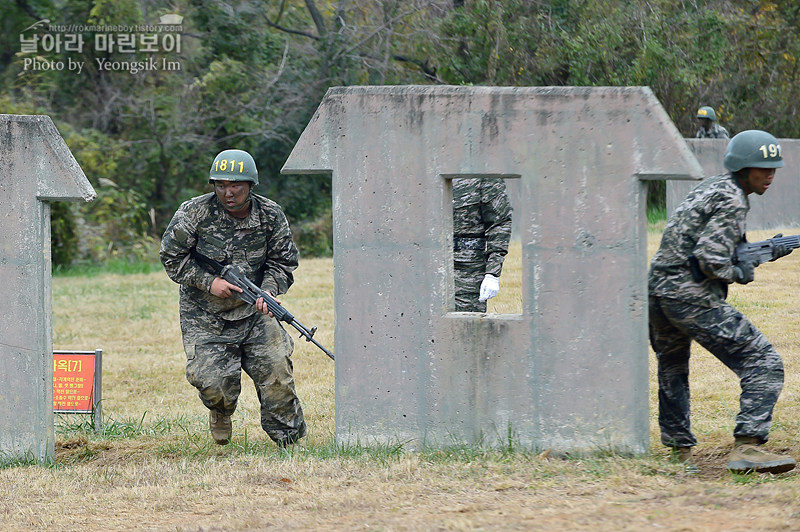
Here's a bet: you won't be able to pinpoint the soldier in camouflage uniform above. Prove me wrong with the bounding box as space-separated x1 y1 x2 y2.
452 178 513 312
160 149 306 447
695 106 730 139
648 130 795 474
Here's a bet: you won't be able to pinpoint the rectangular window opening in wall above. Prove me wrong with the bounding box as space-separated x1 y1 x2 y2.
446 174 522 315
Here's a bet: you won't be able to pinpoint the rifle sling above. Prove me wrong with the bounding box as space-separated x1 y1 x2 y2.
191 249 225 275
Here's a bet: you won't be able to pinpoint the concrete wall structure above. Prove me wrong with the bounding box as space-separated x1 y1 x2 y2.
667 139 800 230
283 86 703 454
0 115 95 462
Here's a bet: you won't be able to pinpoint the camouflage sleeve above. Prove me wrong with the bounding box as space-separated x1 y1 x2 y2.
693 203 743 283
159 202 217 292
260 207 299 296
480 180 513 277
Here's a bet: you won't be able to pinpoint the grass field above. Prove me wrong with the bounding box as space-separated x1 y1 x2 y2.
2 226 800 531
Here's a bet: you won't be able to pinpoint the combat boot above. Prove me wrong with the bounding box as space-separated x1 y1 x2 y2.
670 446 692 462
670 446 699 474
726 436 796 474
209 411 232 445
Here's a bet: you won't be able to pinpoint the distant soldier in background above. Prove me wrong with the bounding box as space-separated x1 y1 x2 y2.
649 130 795 474
452 178 513 312
160 149 306 448
695 106 730 139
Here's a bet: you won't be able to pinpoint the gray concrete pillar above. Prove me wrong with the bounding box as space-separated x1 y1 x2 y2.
0 115 95 462
283 86 702 454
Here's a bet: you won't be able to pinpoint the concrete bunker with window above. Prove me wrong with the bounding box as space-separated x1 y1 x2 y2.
283 85 703 454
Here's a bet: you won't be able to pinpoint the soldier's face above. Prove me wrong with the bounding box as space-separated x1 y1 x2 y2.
214 180 251 216
742 167 776 196
699 118 711 130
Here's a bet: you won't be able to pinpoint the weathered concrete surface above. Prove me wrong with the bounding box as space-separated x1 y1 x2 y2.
667 139 800 229
283 86 702 454
0 115 95 462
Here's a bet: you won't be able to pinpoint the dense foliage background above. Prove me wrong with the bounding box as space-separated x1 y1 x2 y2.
3 0 800 266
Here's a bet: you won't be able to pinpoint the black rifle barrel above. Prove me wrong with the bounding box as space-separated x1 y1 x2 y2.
221 266 335 360
192 252 335 360
734 234 800 264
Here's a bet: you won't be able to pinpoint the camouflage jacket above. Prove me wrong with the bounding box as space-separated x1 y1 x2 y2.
452 178 513 277
648 173 748 307
160 192 299 321
696 123 730 139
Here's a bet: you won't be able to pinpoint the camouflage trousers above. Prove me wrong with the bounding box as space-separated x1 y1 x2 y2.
180 310 306 444
454 264 487 312
648 295 784 447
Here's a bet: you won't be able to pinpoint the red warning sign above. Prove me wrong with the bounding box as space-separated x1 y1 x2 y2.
53 352 96 413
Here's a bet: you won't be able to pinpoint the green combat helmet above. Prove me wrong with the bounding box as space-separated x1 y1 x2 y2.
209 149 258 185
696 106 717 122
723 130 784 172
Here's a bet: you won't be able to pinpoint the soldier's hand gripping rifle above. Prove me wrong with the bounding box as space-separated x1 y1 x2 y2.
194 252 334 360
688 233 798 283
733 233 800 267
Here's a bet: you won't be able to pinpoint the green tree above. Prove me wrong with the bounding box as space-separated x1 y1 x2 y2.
6 0 800 264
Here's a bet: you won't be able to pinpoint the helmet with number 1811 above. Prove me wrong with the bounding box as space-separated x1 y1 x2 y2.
209 149 258 185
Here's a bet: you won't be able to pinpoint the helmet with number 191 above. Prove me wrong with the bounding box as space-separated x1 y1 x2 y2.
723 130 784 172
209 149 259 185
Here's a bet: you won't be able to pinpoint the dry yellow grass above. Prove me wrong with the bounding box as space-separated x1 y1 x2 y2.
1 228 800 531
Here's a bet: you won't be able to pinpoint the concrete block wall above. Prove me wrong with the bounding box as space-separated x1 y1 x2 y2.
283 86 703 454
0 115 95 462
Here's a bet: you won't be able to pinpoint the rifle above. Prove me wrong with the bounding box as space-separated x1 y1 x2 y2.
733 233 800 266
688 233 799 282
193 252 334 360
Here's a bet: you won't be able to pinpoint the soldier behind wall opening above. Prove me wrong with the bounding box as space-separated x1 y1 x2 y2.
452 177 513 313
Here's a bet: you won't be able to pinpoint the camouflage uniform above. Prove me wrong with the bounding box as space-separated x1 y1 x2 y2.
648 173 784 448
452 178 513 312
696 122 730 139
160 192 306 444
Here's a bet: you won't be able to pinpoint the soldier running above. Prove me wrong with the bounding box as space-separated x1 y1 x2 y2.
649 130 795 473
160 149 306 448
